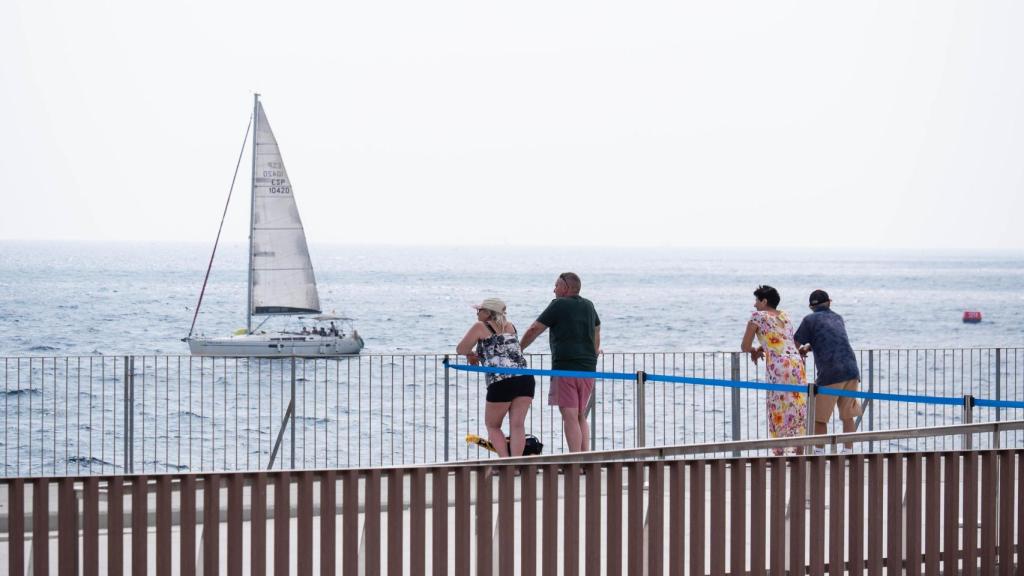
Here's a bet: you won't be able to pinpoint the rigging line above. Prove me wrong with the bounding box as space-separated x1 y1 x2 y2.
185 113 254 339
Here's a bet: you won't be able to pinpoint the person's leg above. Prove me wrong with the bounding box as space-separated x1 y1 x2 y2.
485 401 511 457
836 379 863 450
560 407 583 452
508 396 532 456
576 378 594 452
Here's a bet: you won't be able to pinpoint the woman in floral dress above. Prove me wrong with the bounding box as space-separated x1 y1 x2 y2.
740 285 807 455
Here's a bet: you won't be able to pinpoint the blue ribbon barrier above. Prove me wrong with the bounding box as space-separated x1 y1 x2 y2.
443 361 1024 409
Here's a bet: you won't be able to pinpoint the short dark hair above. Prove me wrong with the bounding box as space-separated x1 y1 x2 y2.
753 285 780 309
558 272 581 293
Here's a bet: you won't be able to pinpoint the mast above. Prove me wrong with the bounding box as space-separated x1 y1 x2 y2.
247 93 259 334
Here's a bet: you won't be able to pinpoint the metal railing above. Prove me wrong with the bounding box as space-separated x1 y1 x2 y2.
2 348 1022 476
1 421 1021 574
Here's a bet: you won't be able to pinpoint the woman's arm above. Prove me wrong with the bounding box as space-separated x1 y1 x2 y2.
456 323 485 363
740 321 763 363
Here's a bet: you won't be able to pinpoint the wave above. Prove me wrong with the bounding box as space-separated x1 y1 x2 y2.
28 345 60 352
66 455 115 467
3 388 40 397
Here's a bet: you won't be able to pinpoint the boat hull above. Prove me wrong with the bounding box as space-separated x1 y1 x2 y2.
187 333 363 357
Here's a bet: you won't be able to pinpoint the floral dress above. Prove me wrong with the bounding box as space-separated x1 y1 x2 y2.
750 310 807 454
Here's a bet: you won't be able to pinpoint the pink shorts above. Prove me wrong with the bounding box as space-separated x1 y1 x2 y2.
548 377 595 410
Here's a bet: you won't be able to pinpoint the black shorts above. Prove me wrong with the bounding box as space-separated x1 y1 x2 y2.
486 375 536 403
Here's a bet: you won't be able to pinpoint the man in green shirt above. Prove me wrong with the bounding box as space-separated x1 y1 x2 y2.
520 272 602 452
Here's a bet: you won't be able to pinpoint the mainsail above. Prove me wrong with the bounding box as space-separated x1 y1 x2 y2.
250 101 321 315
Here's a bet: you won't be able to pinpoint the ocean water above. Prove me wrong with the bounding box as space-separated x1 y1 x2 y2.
0 241 1022 356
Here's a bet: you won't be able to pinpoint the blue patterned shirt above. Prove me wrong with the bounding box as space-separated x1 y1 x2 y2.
793 308 860 386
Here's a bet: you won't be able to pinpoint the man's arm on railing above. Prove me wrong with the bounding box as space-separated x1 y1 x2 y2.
519 320 547 351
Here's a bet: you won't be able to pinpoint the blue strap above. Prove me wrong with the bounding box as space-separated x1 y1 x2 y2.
975 398 1024 409
644 373 807 394
815 385 963 406
445 363 633 381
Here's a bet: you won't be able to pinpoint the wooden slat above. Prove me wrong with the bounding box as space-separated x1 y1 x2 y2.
867 455 883 575
585 463 602 576
904 454 921 576
83 477 99 576
388 469 404 576
607 463 623 576
156 476 172 576
432 468 449 576
9 480 25 576
33 477 49 576
476 467 493 576
298 471 314 576
542 465 558 575
227 474 243 576
689 460 705 576
980 451 997 574
648 462 664 576
498 466 514 576
251 473 267 576
923 453 940 575
669 461 686 576
789 457 806 576
942 452 959 574
750 459 766 576
321 470 338 576
997 451 1014 576
709 460 725 576
564 464 580 576
847 455 864 576
455 467 471 575
204 475 219 576
408 469 425 576
628 462 644 576
521 465 537 576
342 470 359 576
886 454 903 576
962 452 978 576
133 476 148 576
729 459 746 576
809 457 825 576
59 477 79 575
769 458 785 576
179 475 195 576
364 469 382 576
274 472 290 576
828 456 846 576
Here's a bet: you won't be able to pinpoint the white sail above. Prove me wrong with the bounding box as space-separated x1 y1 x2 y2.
250 101 321 315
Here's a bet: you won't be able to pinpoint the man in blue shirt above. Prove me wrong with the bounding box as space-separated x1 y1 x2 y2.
794 290 863 448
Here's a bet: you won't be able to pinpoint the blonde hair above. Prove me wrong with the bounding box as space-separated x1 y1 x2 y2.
481 308 509 332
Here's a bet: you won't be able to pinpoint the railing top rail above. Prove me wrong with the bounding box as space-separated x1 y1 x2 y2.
4 419 1020 482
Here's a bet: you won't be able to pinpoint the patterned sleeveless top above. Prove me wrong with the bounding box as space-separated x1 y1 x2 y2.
475 323 528 385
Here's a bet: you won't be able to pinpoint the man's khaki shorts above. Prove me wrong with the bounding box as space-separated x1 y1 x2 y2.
815 378 863 424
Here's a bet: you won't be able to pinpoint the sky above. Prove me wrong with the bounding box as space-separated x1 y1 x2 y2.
2 1 1023 250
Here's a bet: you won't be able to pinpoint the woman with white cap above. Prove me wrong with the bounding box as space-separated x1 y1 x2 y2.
456 297 536 457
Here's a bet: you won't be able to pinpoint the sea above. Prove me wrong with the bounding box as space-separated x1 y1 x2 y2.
0 241 1022 356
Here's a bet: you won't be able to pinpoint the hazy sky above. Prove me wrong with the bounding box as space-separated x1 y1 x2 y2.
2 1 1022 249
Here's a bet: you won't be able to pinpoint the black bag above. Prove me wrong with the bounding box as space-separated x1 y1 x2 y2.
522 434 543 455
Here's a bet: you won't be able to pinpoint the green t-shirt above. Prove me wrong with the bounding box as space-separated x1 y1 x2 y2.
536 296 601 371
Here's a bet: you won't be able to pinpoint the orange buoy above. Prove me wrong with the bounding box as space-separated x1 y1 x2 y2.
962 311 982 324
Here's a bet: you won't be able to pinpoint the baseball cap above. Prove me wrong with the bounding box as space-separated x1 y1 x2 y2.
808 289 831 307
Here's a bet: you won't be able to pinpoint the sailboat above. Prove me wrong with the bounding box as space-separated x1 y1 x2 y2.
185 94 364 357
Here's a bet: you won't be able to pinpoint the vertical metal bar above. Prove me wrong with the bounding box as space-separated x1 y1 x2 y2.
432 468 449 576
886 454 903 576
868 351 874 452
157 477 172 576
179 476 195 576
443 356 451 462
124 356 130 474
321 470 338 576
635 371 646 447
607 463 623 576
963 395 974 450
806 385 817 438
994 349 1002 448
904 454 922 576
731 353 741 456
290 357 297 469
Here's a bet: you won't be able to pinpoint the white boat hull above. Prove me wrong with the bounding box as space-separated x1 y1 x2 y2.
187 332 363 357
